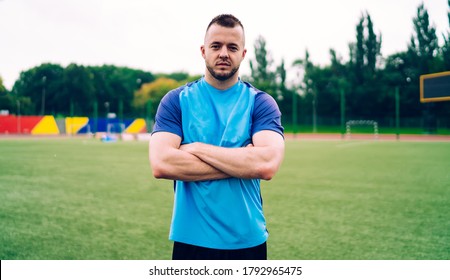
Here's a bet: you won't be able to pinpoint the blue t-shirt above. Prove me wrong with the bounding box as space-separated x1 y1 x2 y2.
152 77 283 249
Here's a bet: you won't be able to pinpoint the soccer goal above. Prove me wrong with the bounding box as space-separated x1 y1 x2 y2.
107 122 125 134
345 120 379 140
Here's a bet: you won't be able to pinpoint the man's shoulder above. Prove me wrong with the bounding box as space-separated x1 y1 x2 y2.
241 82 277 104
241 80 272 99
162 78 202 102
167 78 203 97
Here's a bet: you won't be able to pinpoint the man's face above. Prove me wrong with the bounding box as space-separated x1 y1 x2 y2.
201 24 247 82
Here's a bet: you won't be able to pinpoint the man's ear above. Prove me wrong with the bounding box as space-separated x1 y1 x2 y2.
241 48 247 61
200 45 206 59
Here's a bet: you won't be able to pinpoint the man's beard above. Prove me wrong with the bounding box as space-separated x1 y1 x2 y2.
206 65 239 81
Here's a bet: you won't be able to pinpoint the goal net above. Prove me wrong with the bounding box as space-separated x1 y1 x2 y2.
345 120 379 140
107 123 125 134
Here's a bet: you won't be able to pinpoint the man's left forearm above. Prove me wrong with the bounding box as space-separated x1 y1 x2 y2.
180 139 284 180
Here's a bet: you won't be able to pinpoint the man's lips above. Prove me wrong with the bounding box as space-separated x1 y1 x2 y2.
216 61 230 67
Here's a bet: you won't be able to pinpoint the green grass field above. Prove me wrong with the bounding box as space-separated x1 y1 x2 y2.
0 137 449 260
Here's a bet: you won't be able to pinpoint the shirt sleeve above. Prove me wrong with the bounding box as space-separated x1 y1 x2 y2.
252 92 284 137
151 87 183 139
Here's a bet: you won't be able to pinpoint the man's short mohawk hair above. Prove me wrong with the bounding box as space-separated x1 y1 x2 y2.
207 14 244 31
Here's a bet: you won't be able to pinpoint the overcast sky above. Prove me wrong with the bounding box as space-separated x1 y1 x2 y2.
0 0 448 90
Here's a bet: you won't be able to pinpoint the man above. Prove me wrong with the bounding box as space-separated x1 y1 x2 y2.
149 14 284 260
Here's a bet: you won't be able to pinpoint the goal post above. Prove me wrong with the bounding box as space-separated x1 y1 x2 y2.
346 120 379 140
107 122 125 135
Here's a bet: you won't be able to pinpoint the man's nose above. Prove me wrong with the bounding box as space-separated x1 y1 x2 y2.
219 46 229 58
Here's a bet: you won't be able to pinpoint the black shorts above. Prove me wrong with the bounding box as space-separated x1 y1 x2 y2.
172 241 267 260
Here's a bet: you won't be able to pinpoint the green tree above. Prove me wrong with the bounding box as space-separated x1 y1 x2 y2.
354 15 365 83
132 77 181 118
407 3 439 74
86 65 155 118
248 35 277 95
89 66 115 118
12 63 65 115
340 12 383 119
63 63 95 116
161 72 190 82
441 0 450 70
292 50 320 128
349 12 383 78
111 66 154 118
0 76 6 94
407 3 440 133
274 58 297 124
0 75 15 113
366 14 382 76
11 63 156 118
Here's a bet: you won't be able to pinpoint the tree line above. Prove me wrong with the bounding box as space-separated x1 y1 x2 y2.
246 2 450 132
0 2 449 131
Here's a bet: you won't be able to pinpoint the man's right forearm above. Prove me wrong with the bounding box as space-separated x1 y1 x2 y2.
152 149 230 181
149 132 230 182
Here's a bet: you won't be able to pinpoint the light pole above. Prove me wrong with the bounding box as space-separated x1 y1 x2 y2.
392 57 405 140
292 70 302 138
395 86 400 140
104 101 110 118
136 78 142 89
93 99 98 134
290 66 305 138
16 99 21 134
41 76 46 115
307 79 317 133
105 101 110 133
340 88 346 138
